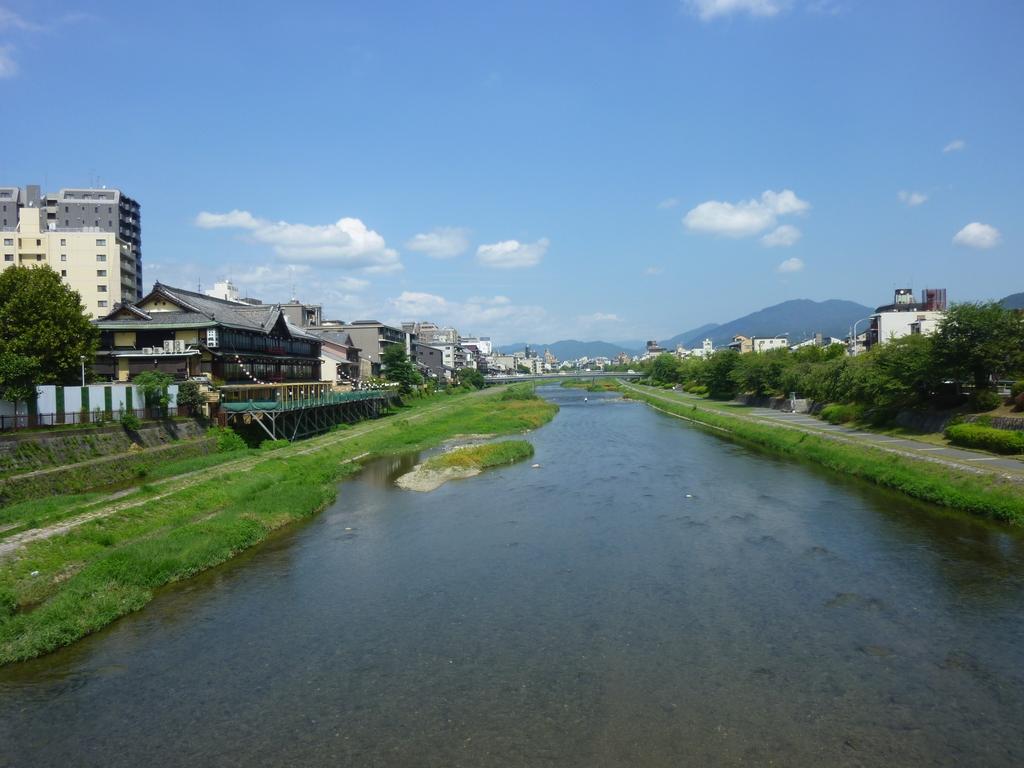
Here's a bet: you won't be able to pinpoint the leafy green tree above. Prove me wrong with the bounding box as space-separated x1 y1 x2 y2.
456 367 485 389
867 334 938 408
176 381 206 414
648 353 682 385
731 349 791 397
381 344 422 394
0 266 99 385
932 302 1024 390
700 350 740 399
133 371 175 415
0 353 41 410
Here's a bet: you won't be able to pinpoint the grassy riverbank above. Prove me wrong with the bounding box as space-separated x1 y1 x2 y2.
621 383 1024 525
424 440 534 470
560 379 621 392
0 388 558 665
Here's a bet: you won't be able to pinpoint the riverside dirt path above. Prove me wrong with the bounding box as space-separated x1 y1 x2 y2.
620 382 1024 482
0 391 491 561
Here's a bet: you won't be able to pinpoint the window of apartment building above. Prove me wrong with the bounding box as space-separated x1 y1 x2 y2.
64 206 68 213
36 255 43 262
96 239 106 246
97 254 106 262
2 238 11 246
60 238 66 246
64 219 69 226
98 300 108 308
61 270 67 277
97 285 107 293
3 254 12 262
97 269 107 277
94 219 99 226
36 239 41 246
60 254 67 262
94 206 99 213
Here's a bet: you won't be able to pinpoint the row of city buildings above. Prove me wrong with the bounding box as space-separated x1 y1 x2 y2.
2 183 953 389
637 287 950 363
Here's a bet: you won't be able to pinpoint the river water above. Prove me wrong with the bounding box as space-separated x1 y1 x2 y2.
2 386 1023 767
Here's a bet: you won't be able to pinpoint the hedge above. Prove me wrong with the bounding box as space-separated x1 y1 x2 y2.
945 423 1024 455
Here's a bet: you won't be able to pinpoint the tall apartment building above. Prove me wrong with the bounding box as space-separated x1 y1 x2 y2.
0 184 142 317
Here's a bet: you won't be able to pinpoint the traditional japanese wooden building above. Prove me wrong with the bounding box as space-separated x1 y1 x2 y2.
93 283 321 383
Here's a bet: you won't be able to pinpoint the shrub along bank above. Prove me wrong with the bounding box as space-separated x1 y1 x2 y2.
945 423 1024 455
621 384 1024 525
0 388 558 665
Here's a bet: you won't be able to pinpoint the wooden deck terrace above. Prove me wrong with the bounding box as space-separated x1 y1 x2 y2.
217 382 399 440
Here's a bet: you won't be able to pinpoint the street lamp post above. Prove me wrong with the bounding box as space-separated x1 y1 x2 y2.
849 317 871 356
80 355 86 386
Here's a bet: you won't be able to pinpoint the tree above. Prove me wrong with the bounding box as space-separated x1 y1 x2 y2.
700 350 740 399
932 302 1024 390
133 371 175 415
0 353 41 411
456 367 485 389
648 353 682 385
381 344 422 394
731 349 791 397
176 381 205 414
0 266 100 386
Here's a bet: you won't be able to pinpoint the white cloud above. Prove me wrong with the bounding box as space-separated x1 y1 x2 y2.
387 291 547 338
657 197 680 210
686 0 784 20
579 312 622 324
943 139 966 153
776 257 804 273
952 222 1001 250
405 226 470 259
476 237 549 269
0 45 15 78
0 8 42 32
761 224 802 247
683 189 809 238
643 266 663 276
195 209 401 273
898 190 928 207
196 210 259 229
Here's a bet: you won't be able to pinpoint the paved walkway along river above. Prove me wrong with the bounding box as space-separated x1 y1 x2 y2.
621 381 1024 479
2 385 1023 767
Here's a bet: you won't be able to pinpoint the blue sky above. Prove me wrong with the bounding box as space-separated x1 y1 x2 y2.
1 0 1021 344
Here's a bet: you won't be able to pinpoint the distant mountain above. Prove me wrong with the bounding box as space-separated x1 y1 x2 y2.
668 299 874 349
1001 292 1024 310
497 339 635 359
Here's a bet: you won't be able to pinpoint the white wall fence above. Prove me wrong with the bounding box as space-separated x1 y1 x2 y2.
0 384 181 430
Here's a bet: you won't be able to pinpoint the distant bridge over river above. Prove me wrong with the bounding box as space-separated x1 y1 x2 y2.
484 372 641 385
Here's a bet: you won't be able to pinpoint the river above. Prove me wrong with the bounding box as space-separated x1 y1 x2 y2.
2 386 1023 766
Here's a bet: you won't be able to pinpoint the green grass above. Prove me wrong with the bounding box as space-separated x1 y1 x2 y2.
560 379 620 392
0 389 558 665
423 440 534 471
621 383 1024 525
